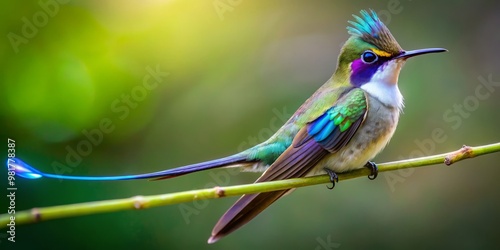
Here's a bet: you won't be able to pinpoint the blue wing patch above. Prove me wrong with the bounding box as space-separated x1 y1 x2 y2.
294 89 367 153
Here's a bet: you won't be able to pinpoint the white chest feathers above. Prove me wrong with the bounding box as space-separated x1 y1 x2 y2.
360 60 404 110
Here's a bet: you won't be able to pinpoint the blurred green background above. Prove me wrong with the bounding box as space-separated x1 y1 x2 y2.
1 0 500 249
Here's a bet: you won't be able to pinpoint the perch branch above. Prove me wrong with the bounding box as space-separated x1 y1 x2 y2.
1 142 499 228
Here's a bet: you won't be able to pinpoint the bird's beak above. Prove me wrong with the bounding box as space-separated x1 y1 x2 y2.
394 48 447 60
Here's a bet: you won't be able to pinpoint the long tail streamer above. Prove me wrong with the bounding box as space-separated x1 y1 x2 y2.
6 156 247 181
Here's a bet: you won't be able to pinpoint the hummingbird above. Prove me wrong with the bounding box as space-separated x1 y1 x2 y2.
9 10 446 243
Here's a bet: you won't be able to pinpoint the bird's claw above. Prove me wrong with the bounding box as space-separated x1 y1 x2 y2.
364 161 378 180
323 168 338 190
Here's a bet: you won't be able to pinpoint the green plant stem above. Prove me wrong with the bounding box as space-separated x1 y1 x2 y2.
1 142 500 228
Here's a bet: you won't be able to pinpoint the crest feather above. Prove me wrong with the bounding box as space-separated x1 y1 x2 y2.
347 10 402 54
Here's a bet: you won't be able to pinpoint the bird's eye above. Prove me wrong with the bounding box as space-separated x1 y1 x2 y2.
361 51 378 64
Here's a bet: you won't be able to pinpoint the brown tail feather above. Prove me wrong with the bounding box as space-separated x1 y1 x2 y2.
208 190 288 243
208 135 327 243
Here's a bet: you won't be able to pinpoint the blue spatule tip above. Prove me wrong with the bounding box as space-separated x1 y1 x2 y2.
7 158 43 179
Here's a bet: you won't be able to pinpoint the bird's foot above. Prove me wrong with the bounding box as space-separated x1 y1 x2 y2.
323 168 338 190
364 161 378 180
